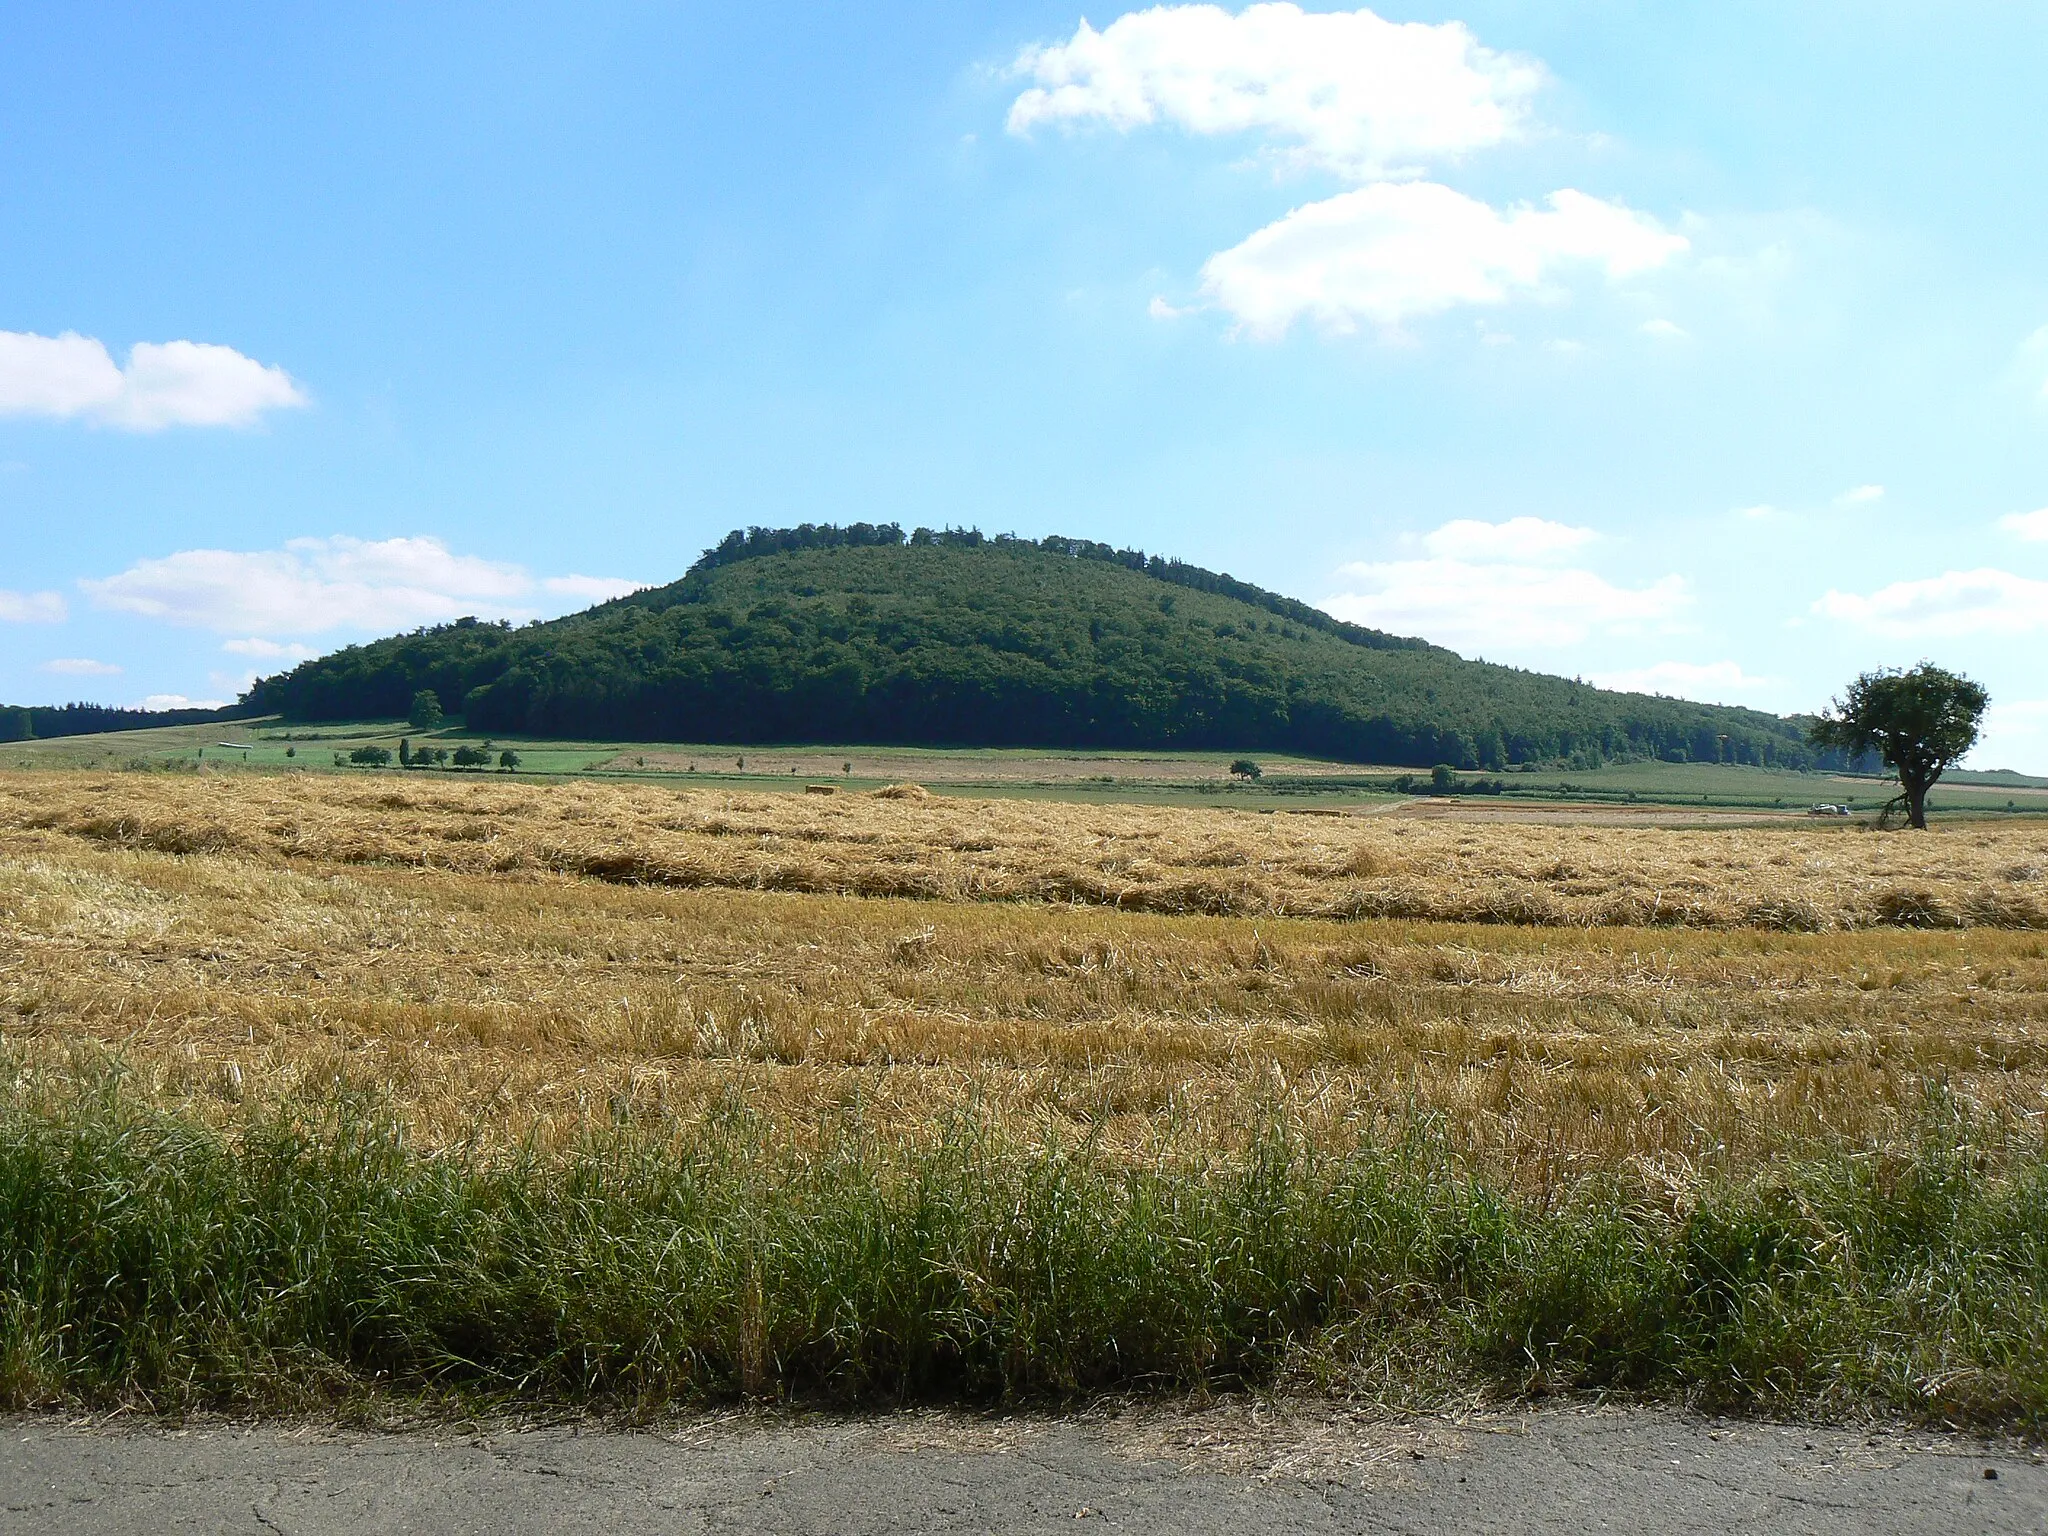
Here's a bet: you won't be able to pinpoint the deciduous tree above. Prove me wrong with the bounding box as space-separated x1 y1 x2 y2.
1808 664 1987 830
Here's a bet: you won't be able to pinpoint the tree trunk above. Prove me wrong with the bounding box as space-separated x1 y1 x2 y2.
1906 777 1930 830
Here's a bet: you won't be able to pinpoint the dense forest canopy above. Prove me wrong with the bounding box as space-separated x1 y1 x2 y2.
242 526 1851 770
0 701 248 743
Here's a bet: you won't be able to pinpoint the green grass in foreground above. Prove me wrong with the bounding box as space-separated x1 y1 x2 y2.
4 1085 2047 1426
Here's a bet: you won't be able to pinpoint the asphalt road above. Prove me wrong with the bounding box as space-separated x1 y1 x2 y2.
3 1403 2041 1534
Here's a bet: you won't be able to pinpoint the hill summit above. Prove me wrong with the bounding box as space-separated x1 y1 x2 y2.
244 524 1830 770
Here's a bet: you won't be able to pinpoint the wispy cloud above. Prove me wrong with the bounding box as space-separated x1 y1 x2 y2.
0 330 306 430
1814 568 2048 638
1834 483 1884 507
82 536 642 638
542 574 640 603
41 657 121 676
1968 698 2048 774
221 637 321 660
0 589 66 623
1587 660 1778 705
1421 515 1597 563
1323 516 1688 652
2015 324 2048 402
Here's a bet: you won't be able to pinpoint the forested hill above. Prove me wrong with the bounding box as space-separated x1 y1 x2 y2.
243 525 1834 770
0 701 248 743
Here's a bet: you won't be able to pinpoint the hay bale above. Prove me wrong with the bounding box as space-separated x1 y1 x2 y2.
873 783 929 800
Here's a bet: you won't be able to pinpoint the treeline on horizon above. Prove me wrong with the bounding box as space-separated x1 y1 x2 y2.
243 528 1863 773
0 701 248 743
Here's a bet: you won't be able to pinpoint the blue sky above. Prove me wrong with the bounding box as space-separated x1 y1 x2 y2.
3 2 2045 768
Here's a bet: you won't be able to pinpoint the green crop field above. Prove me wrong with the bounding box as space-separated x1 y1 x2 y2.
9 715 2047 818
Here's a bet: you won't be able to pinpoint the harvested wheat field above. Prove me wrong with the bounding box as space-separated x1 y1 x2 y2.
6 767 2048 1419
3 767 2047 1169
4 768 2045 930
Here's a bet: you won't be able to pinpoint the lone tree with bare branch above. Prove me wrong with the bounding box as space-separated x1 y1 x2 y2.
1808 664 1988 830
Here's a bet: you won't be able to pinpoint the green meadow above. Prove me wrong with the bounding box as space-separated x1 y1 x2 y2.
11 715 2045 818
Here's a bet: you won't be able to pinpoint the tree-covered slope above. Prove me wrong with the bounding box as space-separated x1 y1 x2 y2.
243 526 1831 770
0 701 248 743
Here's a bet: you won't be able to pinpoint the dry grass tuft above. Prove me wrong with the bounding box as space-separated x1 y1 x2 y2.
871 781 930 800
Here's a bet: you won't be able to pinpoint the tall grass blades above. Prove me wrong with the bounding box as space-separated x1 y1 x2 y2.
4 1092 2046 1427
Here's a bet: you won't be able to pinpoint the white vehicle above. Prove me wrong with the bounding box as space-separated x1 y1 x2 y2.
1807 803 1852 817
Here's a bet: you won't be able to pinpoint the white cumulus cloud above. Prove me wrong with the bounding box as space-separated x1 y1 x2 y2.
1013 6 1691 335
1813 568 2048 638
42 657 121 676
1324 517 1688 653
1998 507 2048 542
81 536 642 638
1586 660 1778 705
0 589 67 623
0 330 306 430
1008 3 1541 180
1199 183 1687 335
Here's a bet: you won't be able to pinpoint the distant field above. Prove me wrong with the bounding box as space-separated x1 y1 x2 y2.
7 768 2046 929
8 715 2047 818
2 717 1382 804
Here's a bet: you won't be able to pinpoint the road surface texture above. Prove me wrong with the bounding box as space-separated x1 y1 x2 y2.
3 1402 2042 1534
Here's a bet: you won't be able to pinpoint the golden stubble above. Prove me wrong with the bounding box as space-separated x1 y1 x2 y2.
3 768 2045 929
3 770 2045 1186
